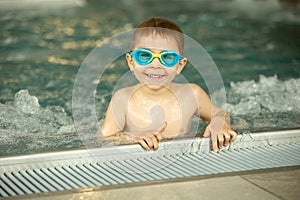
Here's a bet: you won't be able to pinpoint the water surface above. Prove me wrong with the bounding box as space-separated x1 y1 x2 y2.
0 0 299 156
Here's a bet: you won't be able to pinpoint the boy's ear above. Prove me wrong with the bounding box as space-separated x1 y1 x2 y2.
126 53 135 71
176 57 187 74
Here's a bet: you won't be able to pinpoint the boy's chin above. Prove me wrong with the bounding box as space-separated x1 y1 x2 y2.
143 82 169 91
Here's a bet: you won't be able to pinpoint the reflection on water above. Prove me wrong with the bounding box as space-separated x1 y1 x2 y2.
0 0 299 155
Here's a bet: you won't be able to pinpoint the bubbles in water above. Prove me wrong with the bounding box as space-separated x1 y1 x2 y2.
226 75 300 115
0 90 79 156
226 75 300 132
14 90 40 114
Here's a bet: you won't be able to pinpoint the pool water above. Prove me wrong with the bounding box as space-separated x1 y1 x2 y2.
0 0 299 156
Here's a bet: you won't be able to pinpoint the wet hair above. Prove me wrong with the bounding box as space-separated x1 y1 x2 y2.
131 17 184 54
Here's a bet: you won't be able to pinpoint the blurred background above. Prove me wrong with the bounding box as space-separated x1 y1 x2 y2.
0 0 299 155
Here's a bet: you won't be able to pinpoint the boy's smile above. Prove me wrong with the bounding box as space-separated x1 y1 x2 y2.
142 61 167 82
144 71 166 81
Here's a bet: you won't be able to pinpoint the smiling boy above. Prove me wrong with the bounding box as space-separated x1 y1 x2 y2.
100 17 236 152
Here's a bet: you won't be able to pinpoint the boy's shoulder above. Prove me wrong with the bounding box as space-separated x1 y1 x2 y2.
112 85 136 100
172 83 207 100
172 83 203 93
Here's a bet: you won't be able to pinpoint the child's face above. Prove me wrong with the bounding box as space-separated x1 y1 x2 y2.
126 34 187 91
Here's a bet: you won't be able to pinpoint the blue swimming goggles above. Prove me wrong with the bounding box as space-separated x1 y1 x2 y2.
129 48 183 67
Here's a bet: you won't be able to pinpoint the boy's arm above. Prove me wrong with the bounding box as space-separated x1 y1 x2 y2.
99 94 137 144
191 83 221 121
104 131 137 144
100 91 126 137
191 84 237 152
99 91 166 150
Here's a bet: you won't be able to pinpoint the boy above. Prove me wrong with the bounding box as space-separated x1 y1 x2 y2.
100 17 236 152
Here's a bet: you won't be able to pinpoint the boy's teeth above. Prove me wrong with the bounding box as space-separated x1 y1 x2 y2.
147 74 164 78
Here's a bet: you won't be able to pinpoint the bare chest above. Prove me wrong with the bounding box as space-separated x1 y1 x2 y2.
125 92 197 138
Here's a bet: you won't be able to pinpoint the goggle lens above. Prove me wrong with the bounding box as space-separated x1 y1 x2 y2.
130 48 183 67
137 50 152 63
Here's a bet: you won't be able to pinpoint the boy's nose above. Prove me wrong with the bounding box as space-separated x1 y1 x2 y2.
150 57 163 68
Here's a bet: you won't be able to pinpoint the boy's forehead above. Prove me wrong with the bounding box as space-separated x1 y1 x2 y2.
133 34 179 52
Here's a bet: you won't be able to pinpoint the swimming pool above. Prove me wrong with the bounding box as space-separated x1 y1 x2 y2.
0 0 299 156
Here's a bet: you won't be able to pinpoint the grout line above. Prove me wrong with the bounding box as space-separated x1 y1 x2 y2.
240 176 286 200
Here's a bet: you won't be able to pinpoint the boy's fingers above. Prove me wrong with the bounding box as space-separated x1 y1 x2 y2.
218 134 224 149
138 139 150 150
138 121 169 151
158 122 167 133
154 121 166 142
211 133 219 152
145 138 154 149
151 136 159 150
138 137 159 151
203 126 211 137
229 130 237 142
224 133 231 147
155 132 163 141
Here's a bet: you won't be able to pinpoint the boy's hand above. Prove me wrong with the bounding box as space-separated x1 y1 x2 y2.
203 115 237 152
135 122 167 151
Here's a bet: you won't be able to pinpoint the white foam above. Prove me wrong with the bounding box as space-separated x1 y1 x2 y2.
226 75 300 115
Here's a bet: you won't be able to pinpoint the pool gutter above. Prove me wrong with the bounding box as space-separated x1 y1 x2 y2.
0 129 300 198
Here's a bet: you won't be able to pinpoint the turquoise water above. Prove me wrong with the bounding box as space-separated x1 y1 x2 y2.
0 0 299 156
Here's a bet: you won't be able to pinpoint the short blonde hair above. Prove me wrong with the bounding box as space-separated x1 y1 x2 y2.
131 17 184 54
